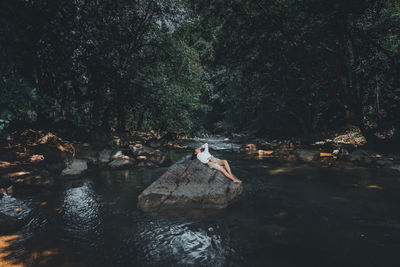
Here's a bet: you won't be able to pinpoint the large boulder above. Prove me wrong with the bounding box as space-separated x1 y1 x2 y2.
61 158 88 177
137 156 242 212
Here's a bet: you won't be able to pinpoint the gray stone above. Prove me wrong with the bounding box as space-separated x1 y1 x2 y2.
98 149 112 163
387 164 400 172
6 185 13 195
137 156 242 212
348 150 367 161
111 150 124 159
348 150 376 164
61 158 88 176
147 139 162 149
295 149 319 162
108 157 134 169
129 143 155 156
129 144 143 156
376 159 393 166
149 149 166 165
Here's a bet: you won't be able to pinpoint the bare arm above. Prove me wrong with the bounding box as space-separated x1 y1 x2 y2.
194 143 208 154
203 143 209 153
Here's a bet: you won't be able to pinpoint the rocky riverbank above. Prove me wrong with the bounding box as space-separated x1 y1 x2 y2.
227 132 400 174
2 127 399 194
0 128 183 190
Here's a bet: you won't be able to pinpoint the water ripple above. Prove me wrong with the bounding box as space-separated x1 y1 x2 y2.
0 193 32 219
135 220 233 266
61 182 102 244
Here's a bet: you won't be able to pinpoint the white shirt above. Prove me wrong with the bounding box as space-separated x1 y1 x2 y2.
197 143 212 164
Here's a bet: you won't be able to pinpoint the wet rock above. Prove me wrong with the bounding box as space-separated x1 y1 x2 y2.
19 129 43 144
108 157 135 169
386 164 400 173
241 144 257 151
332 149 340 156
129 143 155 156
129 144 144 156
76 143 98 164
376 159 393 167
98 149 112 163
6 185 13 195
61 158 88 177
35 132 75 162
149 149 166 165
348 150 365 161
146 138 162 149
111 150 124 159
110 135 130 147
257 140 276 150
295 149 319 162
138 156 242 212
348 150 375 164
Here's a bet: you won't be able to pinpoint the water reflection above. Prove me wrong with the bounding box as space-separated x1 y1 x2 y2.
2 149 400 266
179 136 241 150
135 220 233 266
61 182 101 240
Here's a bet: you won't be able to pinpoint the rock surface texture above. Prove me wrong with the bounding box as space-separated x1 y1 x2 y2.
138 156 242 212
61 158 88 177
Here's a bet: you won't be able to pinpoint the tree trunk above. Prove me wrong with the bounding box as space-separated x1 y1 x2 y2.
115 91 126 131
137 110 145 131
60 81 67 120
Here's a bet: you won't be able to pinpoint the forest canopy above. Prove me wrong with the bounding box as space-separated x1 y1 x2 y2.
1 0 399 142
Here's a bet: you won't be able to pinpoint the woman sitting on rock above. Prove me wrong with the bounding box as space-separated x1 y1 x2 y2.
192 143 242 184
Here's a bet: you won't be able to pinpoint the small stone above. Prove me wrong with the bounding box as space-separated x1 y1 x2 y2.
98 149 112 163
108 158 134 169
376 160 392 166
295 149 319 162
111 150 124 159
129 144 143 156
387 164 400 172
6 185 13 195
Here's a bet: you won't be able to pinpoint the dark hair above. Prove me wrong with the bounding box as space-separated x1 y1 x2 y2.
190 151 197 160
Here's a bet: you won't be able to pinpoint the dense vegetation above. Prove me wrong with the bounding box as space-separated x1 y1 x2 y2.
1 0 399 143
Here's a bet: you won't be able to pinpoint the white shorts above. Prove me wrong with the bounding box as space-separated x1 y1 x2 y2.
207 156 221 169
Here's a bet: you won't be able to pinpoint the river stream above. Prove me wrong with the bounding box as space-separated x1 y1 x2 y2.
1 138 400 266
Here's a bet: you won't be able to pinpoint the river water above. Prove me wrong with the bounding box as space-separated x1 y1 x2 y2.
1 139 400 266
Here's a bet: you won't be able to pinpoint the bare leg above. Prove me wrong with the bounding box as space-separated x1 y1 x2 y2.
208 163 241 184
209 159 233 176
218 160 233 176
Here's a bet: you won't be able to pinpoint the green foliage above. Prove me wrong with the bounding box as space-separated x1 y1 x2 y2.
191 0 400 140
1 0 399 141
0 0 210 135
